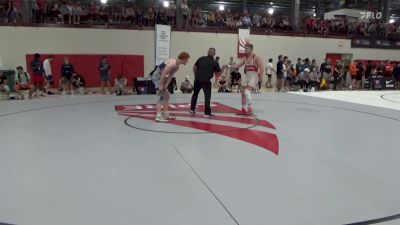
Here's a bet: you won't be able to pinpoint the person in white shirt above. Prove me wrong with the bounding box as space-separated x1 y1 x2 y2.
266 58 275 88
180 0 189 28
43 55 54 94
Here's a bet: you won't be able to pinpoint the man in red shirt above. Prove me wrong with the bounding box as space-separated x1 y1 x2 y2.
384 60 394 77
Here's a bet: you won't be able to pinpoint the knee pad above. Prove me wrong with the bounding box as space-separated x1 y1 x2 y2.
244 89 252 104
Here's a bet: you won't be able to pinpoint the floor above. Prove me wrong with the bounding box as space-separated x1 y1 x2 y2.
0 91 399 225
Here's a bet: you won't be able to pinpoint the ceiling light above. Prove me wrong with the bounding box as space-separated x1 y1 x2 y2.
163 1 169 8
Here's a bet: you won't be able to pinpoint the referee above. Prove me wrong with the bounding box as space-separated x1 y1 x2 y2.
189 48 221 118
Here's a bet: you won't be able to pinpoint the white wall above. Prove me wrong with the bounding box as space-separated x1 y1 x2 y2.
0 26 399 85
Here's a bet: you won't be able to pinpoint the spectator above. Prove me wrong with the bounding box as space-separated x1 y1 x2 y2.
310 64 320 91
88 1 98 23
112 3 124 24
58 2 69 23
208 11 216 26
320 58 333 89
180 0 189 28
125 4 135 24
295 58 302 76
66 1 73 24
352 61 364 90
276 55 284 92
230 70 241 92
375 61 385 77
393 63 400 89
227 56 237 75
14 66 34 99
72 72 85 94
384 60 394 77
242 11 252 28
61 57 74 96
213 56 223 87
217 75 229 93
166 1 176 26
5 0 17 23
43 55 54 94
72 1 82 25
114 73 128 95
98 56 112 95
167 77 177 94
333 61 343 90
266 58 275 88
297 68 310 91
310 59 319 76
0 73 10 99
31 53 46 97
365 60 373 78
253 13 261 28
301 58 311 72
180 76 193 93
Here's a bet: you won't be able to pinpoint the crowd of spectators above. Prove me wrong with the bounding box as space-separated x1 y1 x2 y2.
305 17 400 40
207 55 400 94
2 0 399 40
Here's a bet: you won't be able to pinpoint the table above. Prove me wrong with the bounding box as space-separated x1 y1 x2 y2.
136 80 156 95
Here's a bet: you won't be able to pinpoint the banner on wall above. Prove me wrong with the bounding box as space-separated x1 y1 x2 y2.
238 28 250 58
155 24 171 66
351 39 400 49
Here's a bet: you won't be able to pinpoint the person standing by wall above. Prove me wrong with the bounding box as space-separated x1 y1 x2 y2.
266 58 275 88
275 55 284 92
31 53 47 97
189 48 221 118
355 61 365 90
333 61 343 91
320 58 333 90
61 57 74 96
43 55 54 94
98 56 112 95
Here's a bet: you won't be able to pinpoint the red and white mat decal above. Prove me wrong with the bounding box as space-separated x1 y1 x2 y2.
116 102 279 155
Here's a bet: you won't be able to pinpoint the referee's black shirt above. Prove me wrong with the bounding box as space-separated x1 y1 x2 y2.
194 55 221 82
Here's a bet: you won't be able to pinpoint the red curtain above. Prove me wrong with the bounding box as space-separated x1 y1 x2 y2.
25 54 144 87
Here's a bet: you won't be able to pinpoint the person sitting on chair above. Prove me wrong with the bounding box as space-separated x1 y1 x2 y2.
230 70 241 92
180 76 193 93
0 73 10 99
14 66 34 99
217 75 229 93
114 73 128 96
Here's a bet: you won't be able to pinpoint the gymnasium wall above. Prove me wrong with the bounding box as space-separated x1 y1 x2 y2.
0 26 399 85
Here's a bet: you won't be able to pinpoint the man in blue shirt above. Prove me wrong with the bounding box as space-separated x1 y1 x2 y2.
61 58 74 96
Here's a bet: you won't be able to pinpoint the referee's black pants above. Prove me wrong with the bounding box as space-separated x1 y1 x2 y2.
190 81 212 115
